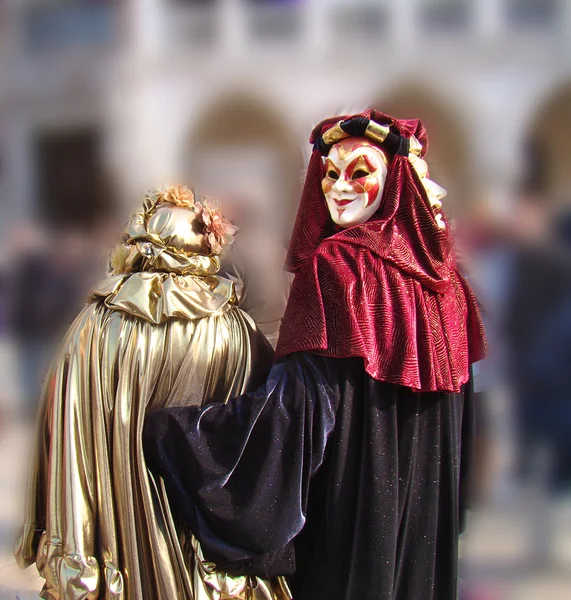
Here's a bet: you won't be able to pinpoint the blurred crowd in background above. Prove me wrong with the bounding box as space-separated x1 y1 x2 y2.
1 0 571 598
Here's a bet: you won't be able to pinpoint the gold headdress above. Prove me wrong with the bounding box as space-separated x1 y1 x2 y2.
109 185 237 277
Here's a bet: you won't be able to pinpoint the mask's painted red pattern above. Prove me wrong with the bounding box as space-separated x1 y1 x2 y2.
323 148 382 207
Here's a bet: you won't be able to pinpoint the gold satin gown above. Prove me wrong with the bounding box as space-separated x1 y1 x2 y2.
15 190 292 600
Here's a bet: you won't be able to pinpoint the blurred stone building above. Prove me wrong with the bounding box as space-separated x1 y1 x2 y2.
1 0 571 237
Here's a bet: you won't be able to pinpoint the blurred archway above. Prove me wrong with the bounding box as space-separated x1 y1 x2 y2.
184 91 303 346
185 91 303 239
525 81 571 207
374 84 472 217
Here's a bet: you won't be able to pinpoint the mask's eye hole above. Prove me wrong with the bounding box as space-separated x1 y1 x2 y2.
352 169 369 180
327 170 339 180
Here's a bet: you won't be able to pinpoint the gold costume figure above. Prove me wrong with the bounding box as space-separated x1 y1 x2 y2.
15 187 291 600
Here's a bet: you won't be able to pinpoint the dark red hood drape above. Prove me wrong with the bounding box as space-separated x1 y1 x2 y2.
275 109 486 393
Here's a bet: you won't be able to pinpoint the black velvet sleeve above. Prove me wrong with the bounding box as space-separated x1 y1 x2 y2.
142 352 342 571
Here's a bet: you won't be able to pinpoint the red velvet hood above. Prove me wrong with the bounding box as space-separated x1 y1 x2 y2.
275 109 486 393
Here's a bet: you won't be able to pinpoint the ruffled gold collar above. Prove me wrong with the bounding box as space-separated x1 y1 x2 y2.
90 272 237 324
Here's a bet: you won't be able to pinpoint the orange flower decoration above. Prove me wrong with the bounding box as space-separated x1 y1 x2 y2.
158 185 195 209
196 199 238 255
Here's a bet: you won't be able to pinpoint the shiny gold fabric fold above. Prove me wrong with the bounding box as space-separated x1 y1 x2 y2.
16 271 290 600
91 272 237 324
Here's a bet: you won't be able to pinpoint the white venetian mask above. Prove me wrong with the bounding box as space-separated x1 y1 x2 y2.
321 137 388 228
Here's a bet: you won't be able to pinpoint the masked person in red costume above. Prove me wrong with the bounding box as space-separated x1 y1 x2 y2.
143 110 486 600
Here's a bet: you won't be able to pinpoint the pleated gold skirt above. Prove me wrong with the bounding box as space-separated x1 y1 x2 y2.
15 280 291 600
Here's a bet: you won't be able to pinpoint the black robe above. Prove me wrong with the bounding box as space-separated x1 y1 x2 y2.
143 352 473 600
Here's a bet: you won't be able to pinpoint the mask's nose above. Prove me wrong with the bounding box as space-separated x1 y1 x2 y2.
332 178 353 195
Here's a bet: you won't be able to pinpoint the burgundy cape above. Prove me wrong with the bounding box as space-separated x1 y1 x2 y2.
276 109 485 392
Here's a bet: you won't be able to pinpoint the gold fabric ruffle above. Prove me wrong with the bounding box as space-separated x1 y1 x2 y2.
190 537 291 600
16 289 290 599
90 271 236 324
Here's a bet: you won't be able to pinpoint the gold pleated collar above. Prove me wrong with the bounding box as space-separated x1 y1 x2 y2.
90 272 237 324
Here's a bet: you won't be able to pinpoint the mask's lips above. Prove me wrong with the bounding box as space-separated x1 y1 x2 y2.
333 198 354 207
